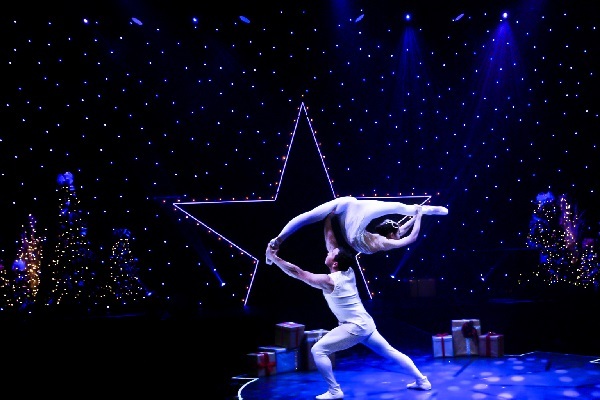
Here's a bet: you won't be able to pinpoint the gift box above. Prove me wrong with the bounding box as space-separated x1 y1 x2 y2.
478 332 504 357
275 322 305 350
300 329 335 371
451 319 481 356
258 346 299 374
432 333 454 357
247 351 277 377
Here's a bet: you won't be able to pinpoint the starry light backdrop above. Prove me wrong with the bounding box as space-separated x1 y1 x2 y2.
1 1 598 314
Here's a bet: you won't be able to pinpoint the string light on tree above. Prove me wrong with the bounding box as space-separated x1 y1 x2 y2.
13 214 44 310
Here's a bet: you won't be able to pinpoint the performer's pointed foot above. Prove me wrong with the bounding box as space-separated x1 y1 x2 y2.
269 237 281 249
316 389 344 399
407 376 431 391
422 206 448 215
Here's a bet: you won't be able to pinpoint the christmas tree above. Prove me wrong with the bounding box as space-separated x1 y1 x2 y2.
97 227 151 313
526 191 598 288
43 172 100 312
575 239 599 289
526 191 565 284
11 214 44 311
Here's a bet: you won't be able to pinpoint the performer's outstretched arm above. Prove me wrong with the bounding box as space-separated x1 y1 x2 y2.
396 215 416 237
265 244 334 291
378 205 423 251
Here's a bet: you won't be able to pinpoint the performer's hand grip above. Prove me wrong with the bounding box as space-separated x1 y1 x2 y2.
266 238 279 265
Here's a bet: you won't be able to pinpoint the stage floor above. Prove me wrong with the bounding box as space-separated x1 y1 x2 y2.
233 349 600 399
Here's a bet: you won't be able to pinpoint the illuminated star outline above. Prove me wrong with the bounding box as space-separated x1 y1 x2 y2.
173 101 431 306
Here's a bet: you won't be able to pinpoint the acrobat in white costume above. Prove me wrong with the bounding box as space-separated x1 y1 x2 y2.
269 196 448 256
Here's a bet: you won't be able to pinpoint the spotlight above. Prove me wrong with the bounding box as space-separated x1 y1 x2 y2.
405 14 411 21
239 15 250 24
501 12 508 19
355 13 364 23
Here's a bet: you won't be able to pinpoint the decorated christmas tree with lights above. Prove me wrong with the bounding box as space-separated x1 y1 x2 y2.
576 239 599 289
526 191 598 288
10 214 44 311
96 227 151 312
43 172 101 312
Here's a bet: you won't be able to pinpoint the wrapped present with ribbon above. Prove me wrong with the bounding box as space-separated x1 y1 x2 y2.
451 319 481 356
432 333 454 357
300 329 336 371
478 332 504 357
247 351 277 377
258 345 299 374
274 321 305 350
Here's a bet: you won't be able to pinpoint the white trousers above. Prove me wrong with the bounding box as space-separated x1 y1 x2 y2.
311 324 426 393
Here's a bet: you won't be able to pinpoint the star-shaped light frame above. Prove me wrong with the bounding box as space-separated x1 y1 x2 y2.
174 102 432 306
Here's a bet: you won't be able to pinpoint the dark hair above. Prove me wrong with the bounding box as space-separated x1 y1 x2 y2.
373 219 399 236
334 247 355 271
